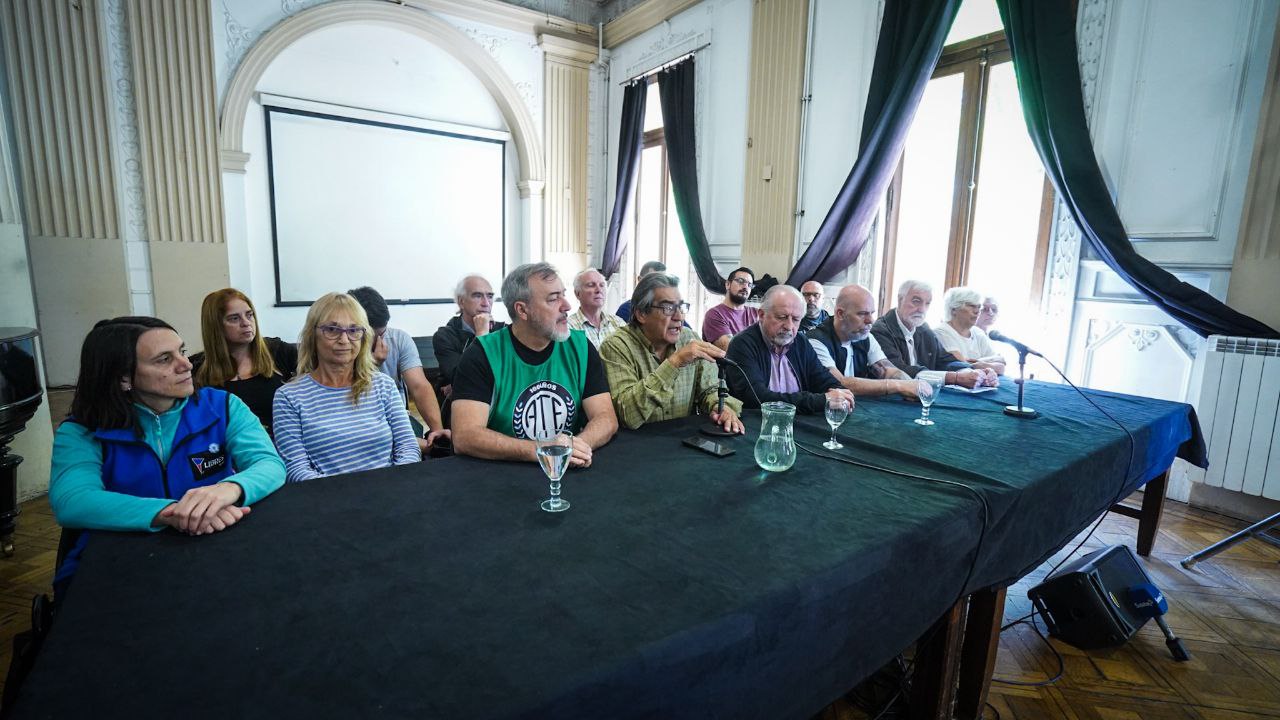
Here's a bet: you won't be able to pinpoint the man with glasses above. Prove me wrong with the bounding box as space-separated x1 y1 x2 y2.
703 266 759 351
977 295 999 333
349 286 448 450
451 263 618 468
798 281 830 334
725 285 854 414
599 273 745 433
434 274 506 397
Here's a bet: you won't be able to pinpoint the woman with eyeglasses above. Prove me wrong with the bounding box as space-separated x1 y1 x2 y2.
599 273 745 433
272 292 421 482
192 288 297 435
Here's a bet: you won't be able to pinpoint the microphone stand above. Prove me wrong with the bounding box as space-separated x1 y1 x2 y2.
1004 347 1038 419
701 362 737 437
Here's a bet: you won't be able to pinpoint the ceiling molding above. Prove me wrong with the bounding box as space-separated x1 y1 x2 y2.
603 0 701 48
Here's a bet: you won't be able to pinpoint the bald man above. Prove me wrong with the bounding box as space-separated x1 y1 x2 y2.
807 285 917 398
724 285 853 414
798 281 830 334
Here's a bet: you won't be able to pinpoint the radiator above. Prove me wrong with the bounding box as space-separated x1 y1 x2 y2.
1196 336 1280 499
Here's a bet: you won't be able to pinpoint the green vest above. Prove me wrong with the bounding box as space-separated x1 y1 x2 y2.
477 327 589 439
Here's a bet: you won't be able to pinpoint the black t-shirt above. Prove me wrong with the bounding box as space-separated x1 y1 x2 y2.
191 338 297 435
452 330 610 405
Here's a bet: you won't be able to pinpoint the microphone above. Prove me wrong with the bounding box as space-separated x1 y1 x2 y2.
1127 583 1191 661
701 356 737 438
989 331 1041 357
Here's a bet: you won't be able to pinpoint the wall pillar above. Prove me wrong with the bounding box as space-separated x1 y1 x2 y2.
539 33 597 278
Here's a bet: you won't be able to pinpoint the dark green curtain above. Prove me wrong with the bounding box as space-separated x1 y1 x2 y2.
658 58 725 294
601 80 646 280
787 0 961 286
997 0 1278 338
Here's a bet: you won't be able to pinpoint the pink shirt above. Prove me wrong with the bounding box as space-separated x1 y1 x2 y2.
702 304 759 344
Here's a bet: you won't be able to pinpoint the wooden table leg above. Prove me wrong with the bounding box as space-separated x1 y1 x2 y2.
1109 468 1170 557
910 598 965 720
954 586 1007 720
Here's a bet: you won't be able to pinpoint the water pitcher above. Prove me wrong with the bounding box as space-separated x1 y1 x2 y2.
754 401 796 472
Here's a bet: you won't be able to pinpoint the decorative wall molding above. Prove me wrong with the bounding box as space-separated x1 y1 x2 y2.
0 0 119 240
1078 0 1110 123
128 0 225 245
540 34 598 255
1080 319 1196 402
603 0 702 49
0 78 19 225
1235 7 1280 261
218 0 545 191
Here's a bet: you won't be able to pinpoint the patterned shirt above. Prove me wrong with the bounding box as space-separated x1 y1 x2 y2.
569 308 627 349
599 324 743 430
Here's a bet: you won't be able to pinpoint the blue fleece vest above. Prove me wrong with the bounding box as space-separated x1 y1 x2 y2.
55 388 236 592
94 387 237 498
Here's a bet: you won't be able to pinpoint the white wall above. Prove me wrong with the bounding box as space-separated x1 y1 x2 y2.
216 5 549 340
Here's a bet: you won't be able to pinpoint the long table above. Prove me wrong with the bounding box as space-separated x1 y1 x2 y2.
9 381 1204 719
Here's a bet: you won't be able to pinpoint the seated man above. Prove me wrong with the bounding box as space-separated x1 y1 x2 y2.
433 274 506 414
798 281 830 334
600 273 744 433
725 285 855 414
870 280 996 389
451 263 618 468
703 266 759 350
977 294 999 333
932 286 1006 375
808 284 917 398
569 268 625 348
616 260 666 322
349 285 448 449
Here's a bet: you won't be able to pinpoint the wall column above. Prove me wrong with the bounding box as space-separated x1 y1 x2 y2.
539 33 598 277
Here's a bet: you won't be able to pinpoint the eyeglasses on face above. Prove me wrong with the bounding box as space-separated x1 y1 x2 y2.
729 277 754 287
318 324 366 340
980 305 999 314
652 301 690 317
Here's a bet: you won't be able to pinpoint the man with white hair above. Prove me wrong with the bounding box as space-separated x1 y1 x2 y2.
870 280 996 389
798 280 830 334
452 263 618 468
977 295 999 333
933 286 1006 375
568 267 625 349
725 285 854 414
433 274 506 398
808 284 918 397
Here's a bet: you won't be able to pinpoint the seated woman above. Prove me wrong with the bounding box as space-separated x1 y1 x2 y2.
49 316 286 584
272 292 421 482
933 287 1006 375
191 288 297 434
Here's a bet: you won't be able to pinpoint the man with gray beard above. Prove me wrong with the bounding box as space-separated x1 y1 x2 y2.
870 279 995 389
451 263 618 468
725 285 854 414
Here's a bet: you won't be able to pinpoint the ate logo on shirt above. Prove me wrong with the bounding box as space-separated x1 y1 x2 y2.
512 380 576 440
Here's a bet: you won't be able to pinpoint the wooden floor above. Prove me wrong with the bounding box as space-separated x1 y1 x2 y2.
2 493 1278 717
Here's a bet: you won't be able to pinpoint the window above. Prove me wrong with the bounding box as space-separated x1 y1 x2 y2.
627 77 706 329
879 5 1053 336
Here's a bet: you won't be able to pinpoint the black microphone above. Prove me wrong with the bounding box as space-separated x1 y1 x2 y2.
989 330 1041 357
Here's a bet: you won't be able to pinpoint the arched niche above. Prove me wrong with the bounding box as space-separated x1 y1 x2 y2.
217 0 544 190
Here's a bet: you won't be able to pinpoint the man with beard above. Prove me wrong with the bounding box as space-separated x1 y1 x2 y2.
569 268 625 348
808 284 917 398
451 263 618 468
703 266 759 350
725 285 854 414
798 281 830 334
870 280 996 390
600 273 745 433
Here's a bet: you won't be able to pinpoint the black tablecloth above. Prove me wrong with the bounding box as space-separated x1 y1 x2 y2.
10 381 1204 720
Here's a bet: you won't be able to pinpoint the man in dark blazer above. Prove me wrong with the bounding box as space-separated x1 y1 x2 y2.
726 285 855 414
870 279 993 389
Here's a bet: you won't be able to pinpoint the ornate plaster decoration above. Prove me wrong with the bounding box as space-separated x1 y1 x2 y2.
104 0 147 246
1128 326 1161 351
222 1 262 82
462 26 512 57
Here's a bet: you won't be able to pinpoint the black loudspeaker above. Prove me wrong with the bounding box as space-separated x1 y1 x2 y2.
1027 544 1155 650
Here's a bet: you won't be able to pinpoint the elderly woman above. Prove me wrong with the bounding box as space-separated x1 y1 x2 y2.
599 273 744 432
192 288 297 434
272 292 420 482
933 287 1006 375
49 316 285 584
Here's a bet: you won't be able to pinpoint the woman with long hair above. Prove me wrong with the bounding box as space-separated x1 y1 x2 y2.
192 288 297 433
272 293 421 482
49 316 285 584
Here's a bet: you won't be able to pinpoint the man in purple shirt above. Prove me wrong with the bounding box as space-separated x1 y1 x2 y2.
703 266 759 350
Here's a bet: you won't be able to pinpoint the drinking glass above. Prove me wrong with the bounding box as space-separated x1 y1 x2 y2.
915 375 945 426
535 431 573 512
823 396 851 449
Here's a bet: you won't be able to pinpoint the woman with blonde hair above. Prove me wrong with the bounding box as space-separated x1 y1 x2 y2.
272 292 420 481
192 288 297 433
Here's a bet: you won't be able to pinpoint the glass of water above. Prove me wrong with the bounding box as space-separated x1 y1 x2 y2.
535 431 573 512
915 375 945 426
824 395 851 449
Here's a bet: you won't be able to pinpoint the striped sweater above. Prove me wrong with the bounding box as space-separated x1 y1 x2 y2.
272 373 421 482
